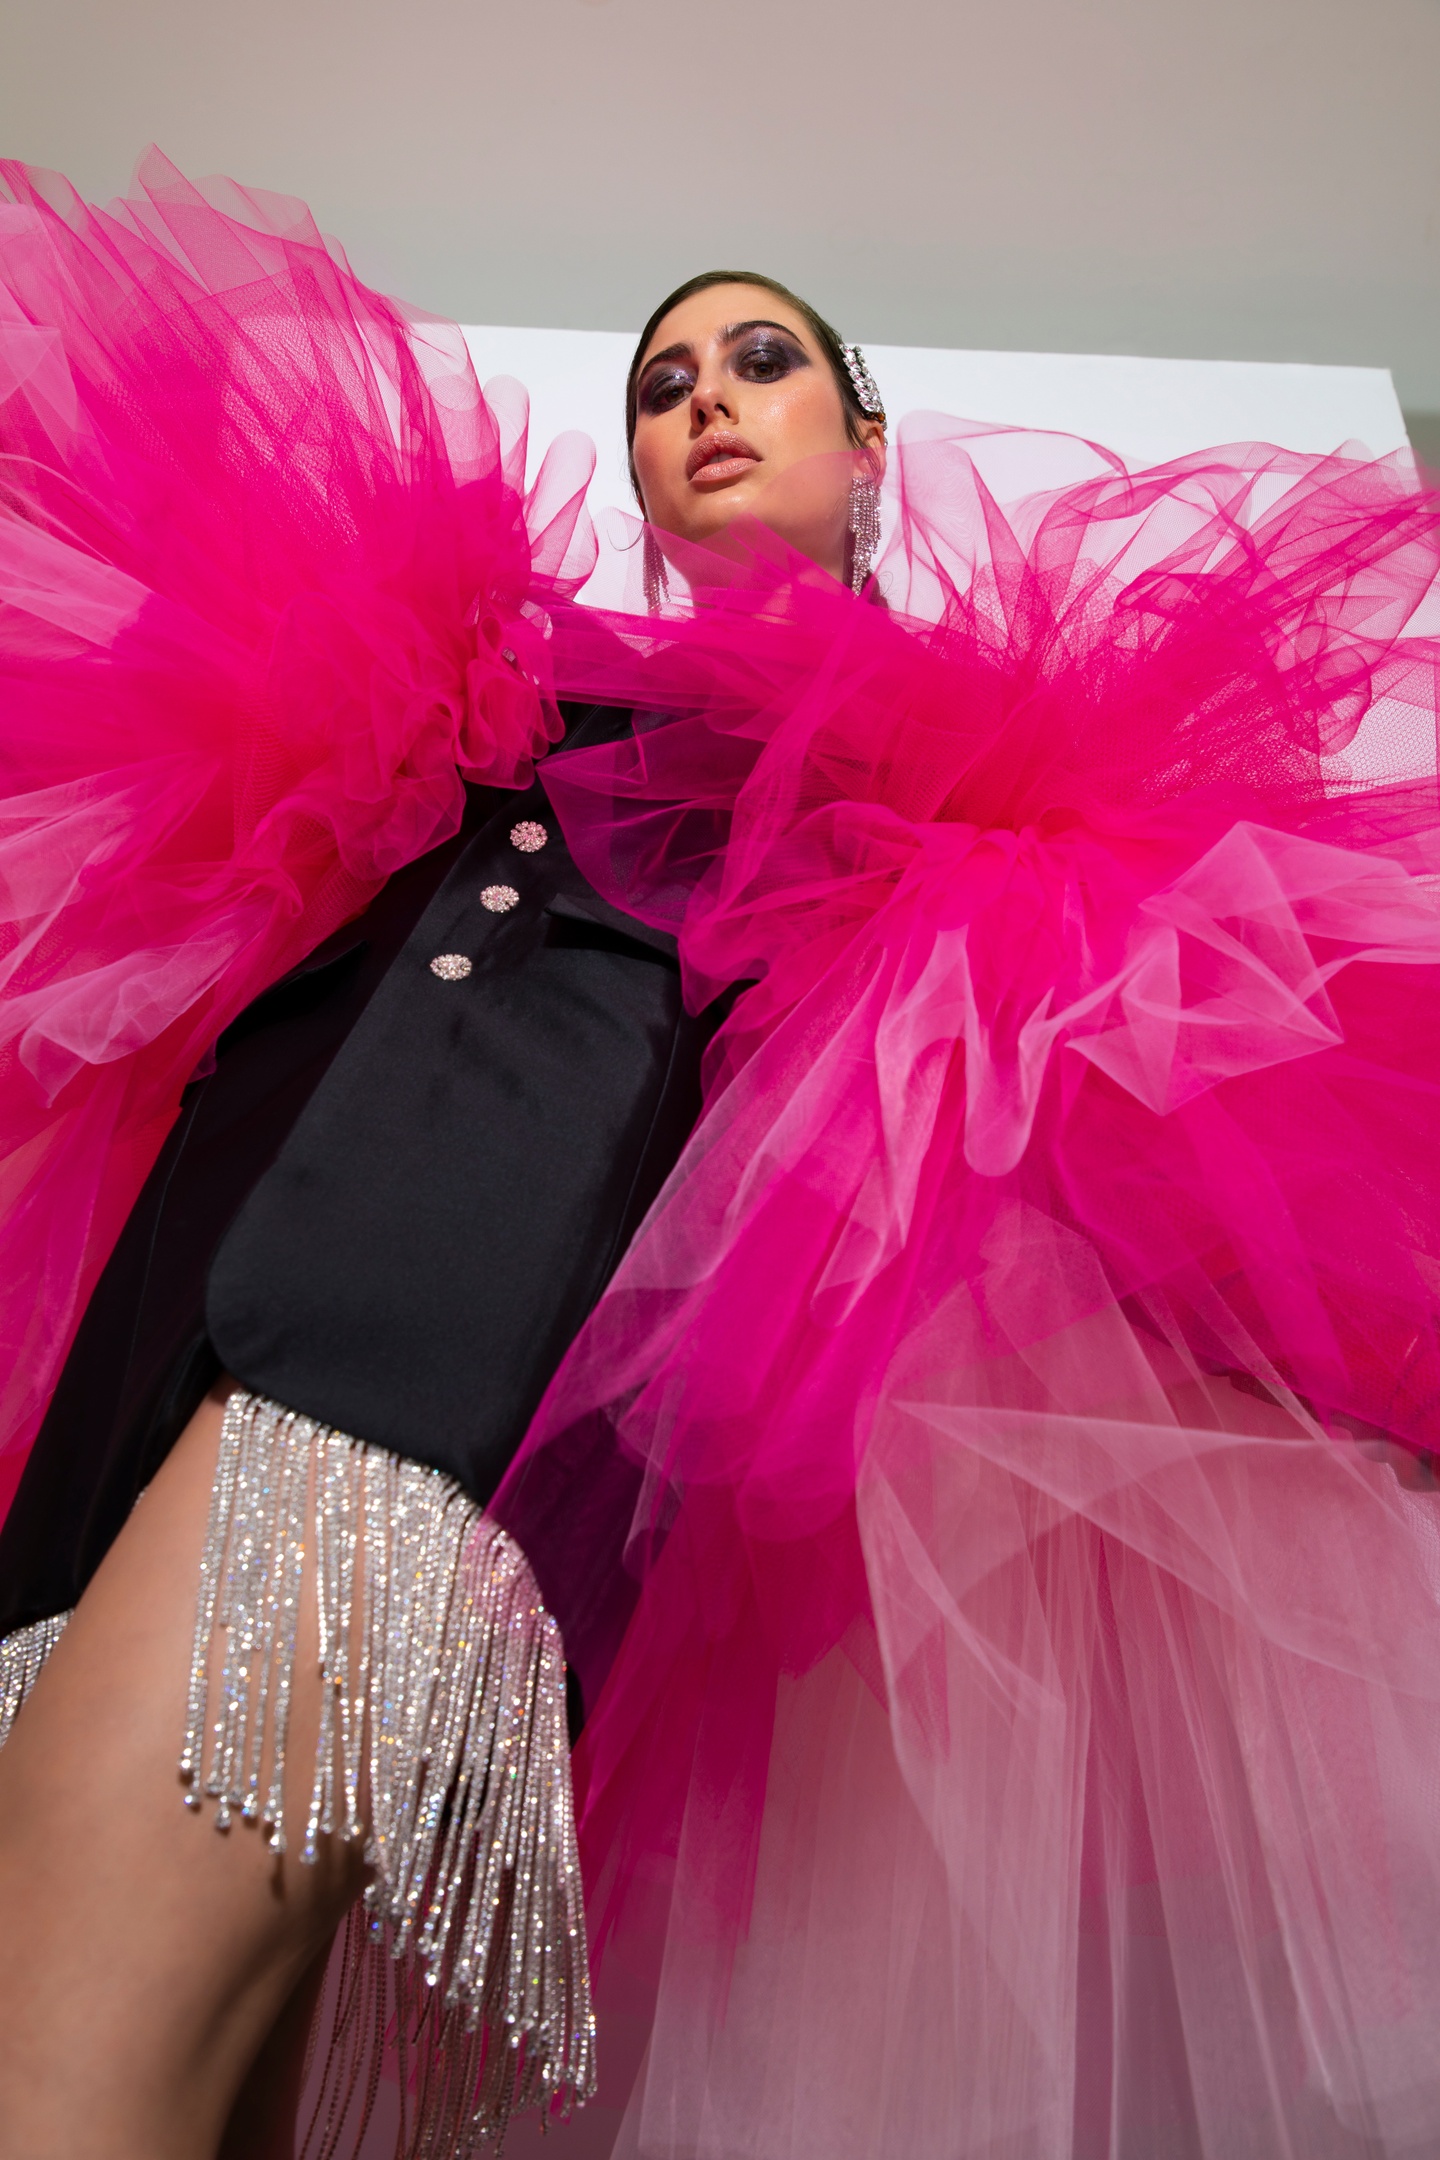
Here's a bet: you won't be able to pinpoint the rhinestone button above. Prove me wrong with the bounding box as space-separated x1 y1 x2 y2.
480 884 520 914
510 820 547 853
429 952 472 981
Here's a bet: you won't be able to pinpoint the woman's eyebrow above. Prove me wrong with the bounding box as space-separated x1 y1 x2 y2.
637 341 694 375
719 319 807 346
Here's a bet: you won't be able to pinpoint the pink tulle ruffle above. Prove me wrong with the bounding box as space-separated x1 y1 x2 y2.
0 151 592 1507
494 431 1440 2156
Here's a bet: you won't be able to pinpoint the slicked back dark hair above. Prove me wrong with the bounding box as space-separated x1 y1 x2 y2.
625 270 879 502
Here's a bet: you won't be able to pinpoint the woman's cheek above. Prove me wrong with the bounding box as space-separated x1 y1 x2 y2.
755 379 845 464
634 435 682 525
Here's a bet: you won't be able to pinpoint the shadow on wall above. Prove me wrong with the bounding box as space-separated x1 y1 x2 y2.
1406 411 1440 481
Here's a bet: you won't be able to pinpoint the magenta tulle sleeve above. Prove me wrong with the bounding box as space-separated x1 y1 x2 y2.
492 427 1440 2154
0 153 594 1508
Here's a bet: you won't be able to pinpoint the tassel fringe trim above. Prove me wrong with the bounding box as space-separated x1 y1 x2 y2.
181 1389 595 2150
0 1391 593 2151
0 1609 71 1748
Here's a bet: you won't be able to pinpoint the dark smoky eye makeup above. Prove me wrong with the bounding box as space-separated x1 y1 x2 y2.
637 361 696 416
731 330 810 382
636 323 815 417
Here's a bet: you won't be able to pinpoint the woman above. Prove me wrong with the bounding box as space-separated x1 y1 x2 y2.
6 151 1440 2160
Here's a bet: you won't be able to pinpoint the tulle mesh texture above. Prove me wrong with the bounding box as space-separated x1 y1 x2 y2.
489 435 1440 2155
0 152 595 1509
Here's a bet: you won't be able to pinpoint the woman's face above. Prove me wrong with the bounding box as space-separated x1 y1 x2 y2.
630 282 884 582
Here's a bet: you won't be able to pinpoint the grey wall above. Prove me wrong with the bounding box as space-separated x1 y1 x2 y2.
5 0 1438 448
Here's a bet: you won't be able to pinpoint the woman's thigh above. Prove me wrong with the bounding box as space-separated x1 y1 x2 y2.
0 1382 369 2160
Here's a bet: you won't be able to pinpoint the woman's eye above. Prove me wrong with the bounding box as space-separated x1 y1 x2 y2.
640 370 693 415
736 340 802 383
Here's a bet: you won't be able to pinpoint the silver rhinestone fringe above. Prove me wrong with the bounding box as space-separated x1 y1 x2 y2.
182 1390 596 2150
0 1609 71 1748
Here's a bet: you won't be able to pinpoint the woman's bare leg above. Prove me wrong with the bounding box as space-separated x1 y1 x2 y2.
217 1938 334 2160
0 1381 369 2160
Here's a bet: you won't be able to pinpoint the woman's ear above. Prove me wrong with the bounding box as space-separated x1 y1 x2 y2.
857 418 887 487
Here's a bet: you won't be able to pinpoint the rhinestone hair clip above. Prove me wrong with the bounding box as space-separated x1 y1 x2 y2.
842 342 886 419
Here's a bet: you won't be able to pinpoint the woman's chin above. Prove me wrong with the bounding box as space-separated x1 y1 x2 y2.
661 481 766 548
659 490 845 579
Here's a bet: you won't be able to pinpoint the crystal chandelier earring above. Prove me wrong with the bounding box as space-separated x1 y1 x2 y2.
642 527 670 614
847 465 882 594
840 343 885 594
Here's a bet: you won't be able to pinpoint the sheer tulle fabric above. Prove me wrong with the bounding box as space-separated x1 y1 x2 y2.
8 154 1440 2158
492 439 1440 2155
0 153 593 1506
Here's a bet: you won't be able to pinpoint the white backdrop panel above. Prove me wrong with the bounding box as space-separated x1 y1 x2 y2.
460 324 1410 521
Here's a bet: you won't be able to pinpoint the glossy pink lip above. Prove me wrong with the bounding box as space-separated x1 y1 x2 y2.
686 430 761 485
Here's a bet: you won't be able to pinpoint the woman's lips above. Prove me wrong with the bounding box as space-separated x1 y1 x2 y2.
686 431 760 488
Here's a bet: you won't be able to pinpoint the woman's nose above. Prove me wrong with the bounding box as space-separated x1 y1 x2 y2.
689 361 734 431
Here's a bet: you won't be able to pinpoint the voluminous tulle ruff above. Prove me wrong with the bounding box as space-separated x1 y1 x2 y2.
498 417 1440 2156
